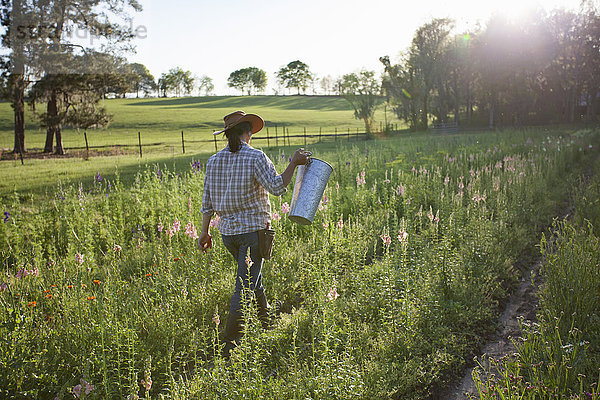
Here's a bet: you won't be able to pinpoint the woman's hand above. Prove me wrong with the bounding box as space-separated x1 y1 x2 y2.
292 148 311 166
197 232 213 253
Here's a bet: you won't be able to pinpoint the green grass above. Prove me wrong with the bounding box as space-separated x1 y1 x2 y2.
0 95 402 203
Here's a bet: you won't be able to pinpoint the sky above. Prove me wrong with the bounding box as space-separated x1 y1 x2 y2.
126 0 586 95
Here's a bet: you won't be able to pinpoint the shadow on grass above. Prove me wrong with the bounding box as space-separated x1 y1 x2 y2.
124 95 353 112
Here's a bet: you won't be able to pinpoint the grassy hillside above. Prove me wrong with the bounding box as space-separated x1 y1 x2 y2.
0 95 398 151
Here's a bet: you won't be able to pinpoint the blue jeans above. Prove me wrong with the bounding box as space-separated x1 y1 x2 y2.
221 231 264 314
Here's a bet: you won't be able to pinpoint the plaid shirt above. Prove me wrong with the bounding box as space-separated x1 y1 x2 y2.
201 141 286 235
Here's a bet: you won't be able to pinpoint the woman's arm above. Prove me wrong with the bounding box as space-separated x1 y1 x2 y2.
280 149 310 186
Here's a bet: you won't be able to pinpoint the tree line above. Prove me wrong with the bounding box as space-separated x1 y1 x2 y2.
1 1 598 156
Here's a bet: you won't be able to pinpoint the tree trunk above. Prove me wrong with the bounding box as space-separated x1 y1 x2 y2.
54 126 65 155
421 94 428 130
44 95 58 153
12 75 26 154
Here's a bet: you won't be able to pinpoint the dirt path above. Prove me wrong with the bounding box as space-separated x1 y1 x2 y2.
442 256 543 399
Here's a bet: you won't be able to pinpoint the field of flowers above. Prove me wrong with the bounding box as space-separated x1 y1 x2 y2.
1 128 598 400
472 153 600 400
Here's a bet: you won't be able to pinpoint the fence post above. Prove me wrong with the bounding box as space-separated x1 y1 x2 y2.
267 127 270 147
319 127 322 142
356 127 359 140
214 134 218 152
287 128 291 146
347 127 350 141
275 125 278 146
84 131 90 159
181 130 185 154
303 127 306 147
138 131 142 157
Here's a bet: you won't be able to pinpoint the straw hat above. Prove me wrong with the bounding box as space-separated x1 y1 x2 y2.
212 110 264 135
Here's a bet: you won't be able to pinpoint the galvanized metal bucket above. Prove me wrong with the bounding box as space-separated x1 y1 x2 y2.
289 158 333 225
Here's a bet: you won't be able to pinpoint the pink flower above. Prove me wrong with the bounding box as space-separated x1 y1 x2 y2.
356 173 366 187
141 375 152 392
335 182 340 190
157 223 164 232
322 221 329 229
327 287 339 301
72 384 82 398
322 194 329 205
166 228 174 238
185 222 198 240
380 234 392 246
245 255 254 267
75 253 84 264
0 283 8 292
444 176 450 185
397 230 408 243
397 184 405 196
113 244 122 252
337 219 344 229
172 218 181 233
29 268 39 277
188 197 192 213
272 211 281 221
210 215 220 227
212 313 220 326
281 202 290 214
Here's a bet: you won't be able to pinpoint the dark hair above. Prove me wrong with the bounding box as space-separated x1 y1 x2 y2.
224 121 252 153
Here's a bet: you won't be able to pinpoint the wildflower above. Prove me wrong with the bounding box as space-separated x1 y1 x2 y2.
141 374 152 392
93 279 101 285
322 194 329 205
185 221 198 240
427 210 434 222
166 228 174 238
337 219 343 229
356 170 366 186
444 176 449 185
113 244 122 252
397 230 408 243
27 301 36 307
157 223 164 233
75 253 84 264
327 287 339 301
16 268 28 279
0 283 7 292
173 257 181 261
397 184 405 196
245 255 254 267
87 296 96 300
212 313 220 326
45 293 53 299
380 234 392 246
172 218 181 233
335 182 339 190
81 284 87 288
95 171 102 182
191 160 202 172
73 384 82 398
67 284 74 289
210 215 220 227
3 211 8 223
281 202 291 214
272 211 281 221
145 273 153 277
322 221 329 229
188 197 192 213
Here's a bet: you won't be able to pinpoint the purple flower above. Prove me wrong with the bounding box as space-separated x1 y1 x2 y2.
16 268 28 279
281 202 290 214
191 160 202 172
3 211 8 223
95 172 102 182
0 283 8 292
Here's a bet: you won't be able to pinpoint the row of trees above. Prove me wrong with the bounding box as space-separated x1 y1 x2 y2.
380 5 600 130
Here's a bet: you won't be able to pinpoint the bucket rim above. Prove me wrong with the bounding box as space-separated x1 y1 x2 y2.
306 157 333 171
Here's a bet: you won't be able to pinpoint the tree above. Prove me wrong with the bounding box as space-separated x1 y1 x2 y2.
276 60 313 95
197 75 214 96
340 70 381 134
0 0 142 154
129 63 156 98
160 67 194 97
320 75 334 95
227 67 267 95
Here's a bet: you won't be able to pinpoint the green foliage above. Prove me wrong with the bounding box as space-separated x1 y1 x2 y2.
0 128 598 399
227 67 267 95
276 60 313 95
472 143 600 400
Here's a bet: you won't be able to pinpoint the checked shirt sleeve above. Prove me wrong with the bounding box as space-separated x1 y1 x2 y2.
200 161 215 216
254 151 287 196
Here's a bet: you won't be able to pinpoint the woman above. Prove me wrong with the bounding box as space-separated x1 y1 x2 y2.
198 110 309 357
